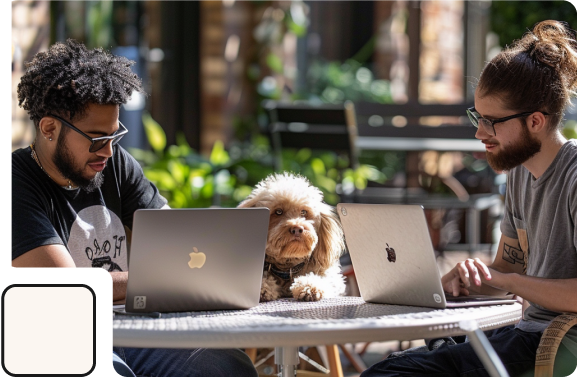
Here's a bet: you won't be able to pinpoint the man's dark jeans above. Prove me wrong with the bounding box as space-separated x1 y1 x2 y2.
113 347 258 377
360 325 576 377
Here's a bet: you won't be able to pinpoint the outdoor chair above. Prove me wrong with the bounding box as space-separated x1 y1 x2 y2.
535 312 577 377
263 100 359 203
263 99 358 168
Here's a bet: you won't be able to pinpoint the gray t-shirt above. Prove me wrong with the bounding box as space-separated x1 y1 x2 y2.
501 139 577 357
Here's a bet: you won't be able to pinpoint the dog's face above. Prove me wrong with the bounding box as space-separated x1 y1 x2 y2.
238 173 344 271
266 195 320 261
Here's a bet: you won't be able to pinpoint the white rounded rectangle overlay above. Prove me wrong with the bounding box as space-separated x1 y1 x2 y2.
3 285 95 375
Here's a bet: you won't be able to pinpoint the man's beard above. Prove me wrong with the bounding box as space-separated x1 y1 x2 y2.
53 132 104 193
486 123 542 172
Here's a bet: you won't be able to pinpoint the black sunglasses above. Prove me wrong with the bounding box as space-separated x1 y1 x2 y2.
466 107 549 136
48 114 128 153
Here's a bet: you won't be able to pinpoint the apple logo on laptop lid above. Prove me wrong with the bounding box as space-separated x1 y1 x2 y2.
386 243 396 263
188 247 207 269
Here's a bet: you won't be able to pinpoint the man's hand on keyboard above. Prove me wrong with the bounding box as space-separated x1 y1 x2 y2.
441 258 492 297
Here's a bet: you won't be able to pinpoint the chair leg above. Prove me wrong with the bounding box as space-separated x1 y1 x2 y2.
325 344 344 377
358 342 372 356
338 344 367 373
245 348 257 363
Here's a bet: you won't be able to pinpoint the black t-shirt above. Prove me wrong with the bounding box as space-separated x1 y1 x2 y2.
12 145 167 270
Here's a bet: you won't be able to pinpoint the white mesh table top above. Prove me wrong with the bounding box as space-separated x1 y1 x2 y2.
113 297 522 348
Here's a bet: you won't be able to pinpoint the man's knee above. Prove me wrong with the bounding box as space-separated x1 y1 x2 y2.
360 352 429 377
199 348 258 377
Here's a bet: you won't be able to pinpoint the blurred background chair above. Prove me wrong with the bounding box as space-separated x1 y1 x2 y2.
263 100 359 197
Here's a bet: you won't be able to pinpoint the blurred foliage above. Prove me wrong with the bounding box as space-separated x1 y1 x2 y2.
490 1 577 47
131 113 384 208
130 113 269 208
85 1 113 49
240 1 401 197
357 149 405 185
563 120 577 140
240 1 394 138
51 1 114 49
128 2 397 208
305 59 393 104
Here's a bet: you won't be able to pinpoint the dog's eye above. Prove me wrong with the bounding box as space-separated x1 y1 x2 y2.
300 210 307 217
275 209 283 215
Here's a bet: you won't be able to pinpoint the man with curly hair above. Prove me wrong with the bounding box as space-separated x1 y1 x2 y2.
13 39 258 377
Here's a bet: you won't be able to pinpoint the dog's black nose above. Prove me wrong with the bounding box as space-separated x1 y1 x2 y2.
290 226 304 235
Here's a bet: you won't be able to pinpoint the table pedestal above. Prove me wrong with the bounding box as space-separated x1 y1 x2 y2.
275 346 299 377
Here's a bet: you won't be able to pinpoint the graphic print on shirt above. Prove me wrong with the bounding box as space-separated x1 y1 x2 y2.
67 205 128 271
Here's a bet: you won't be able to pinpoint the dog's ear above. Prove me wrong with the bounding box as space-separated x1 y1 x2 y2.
310 203 345 271
237 195 259 208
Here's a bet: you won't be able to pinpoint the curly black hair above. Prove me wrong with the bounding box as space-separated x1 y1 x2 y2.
17 39 144 126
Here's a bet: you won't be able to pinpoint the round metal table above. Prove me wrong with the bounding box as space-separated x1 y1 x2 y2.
113 296 522 376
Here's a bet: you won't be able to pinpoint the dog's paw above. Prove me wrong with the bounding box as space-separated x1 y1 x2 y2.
260 275 281 302
260 287 280 302
292 284 323 302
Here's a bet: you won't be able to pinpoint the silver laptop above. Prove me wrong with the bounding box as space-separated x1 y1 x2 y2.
336 203 517 309
124 208 269 313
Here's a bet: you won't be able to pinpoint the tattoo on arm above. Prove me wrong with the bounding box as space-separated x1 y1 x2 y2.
502 242 525 265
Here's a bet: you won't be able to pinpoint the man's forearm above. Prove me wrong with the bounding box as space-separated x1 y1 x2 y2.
110 271 128 302
483 269 577 313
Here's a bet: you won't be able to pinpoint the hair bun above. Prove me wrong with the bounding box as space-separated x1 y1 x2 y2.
531 38 563 68
527 21 572 67
524 20 577 91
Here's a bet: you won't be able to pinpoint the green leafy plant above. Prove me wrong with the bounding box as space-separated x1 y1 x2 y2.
130 113 259 208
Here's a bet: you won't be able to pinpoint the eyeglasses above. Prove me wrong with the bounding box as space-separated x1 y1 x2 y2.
466 107 549 136
48 114 128 153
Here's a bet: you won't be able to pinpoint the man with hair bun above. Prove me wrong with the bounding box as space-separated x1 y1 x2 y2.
362 20 577 377
13 39 258 377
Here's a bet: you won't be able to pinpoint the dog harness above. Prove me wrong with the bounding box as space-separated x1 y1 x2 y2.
264 261 306 280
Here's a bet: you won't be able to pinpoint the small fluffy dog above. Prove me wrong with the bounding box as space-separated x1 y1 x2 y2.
238 172 346 302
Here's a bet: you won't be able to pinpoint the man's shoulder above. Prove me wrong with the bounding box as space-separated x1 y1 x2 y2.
559 140 577 177
12 147 30 163
12 147 35 176
561 139 577 154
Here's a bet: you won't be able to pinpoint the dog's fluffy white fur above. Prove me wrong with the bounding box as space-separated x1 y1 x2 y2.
238 172 346 302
